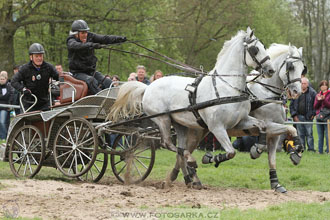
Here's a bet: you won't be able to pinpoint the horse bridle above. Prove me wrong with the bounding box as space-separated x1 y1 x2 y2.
243 38 270 72
249 54 306 99
278 55 305 88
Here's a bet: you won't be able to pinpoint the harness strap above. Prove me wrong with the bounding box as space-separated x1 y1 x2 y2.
186 74 208 128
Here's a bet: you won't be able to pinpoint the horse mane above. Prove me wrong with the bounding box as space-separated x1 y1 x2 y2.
215 30 247 66
267 43 293 60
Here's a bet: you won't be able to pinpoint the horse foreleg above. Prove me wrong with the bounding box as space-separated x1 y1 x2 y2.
268 137 287 193
203 126 236 167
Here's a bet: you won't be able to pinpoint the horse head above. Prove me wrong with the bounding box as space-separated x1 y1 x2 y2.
278 45 304 99
244 27 275 78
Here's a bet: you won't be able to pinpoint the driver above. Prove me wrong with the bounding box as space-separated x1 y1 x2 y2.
11 43 58 112
67 19 127 94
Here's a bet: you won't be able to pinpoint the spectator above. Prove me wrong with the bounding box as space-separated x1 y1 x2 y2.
153 70 163 81
290 77 317 152
112 75 120 87
135 65 150 85
233 136 258 152
313 80 330 154
128 72 137 81
55 64 64 75
0 71 14 140
11 65 21 116
67 19 126 94
11 43 59 112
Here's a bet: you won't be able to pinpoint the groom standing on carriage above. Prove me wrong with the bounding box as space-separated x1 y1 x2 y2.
67 19 127 94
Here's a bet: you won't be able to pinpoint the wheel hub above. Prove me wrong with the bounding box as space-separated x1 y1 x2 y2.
23 149 28 155
72 144 77 150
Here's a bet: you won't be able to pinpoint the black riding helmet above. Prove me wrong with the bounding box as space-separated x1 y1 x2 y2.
29 43 45 55
71 19 90 32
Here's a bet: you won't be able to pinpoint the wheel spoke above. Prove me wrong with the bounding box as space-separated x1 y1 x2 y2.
28 140 42 152
73 121 78 144
76 148 92 161
134 157 148 170
134 147 150 156
27 155 33 174
74 150 78 175
55 145 73 149
20 130 27 150
132 160 142 177
78 128 91 146
26 132 38 151
66 125 75 145
59 149 74 168
23 156 28 176
135 155 151 160
59 133 73 145
92 162 101 173
76 137 94 147
77 122 84 141
14 139 26 151
29 153 39 165
78 150 86 171
15 155 26 173
117 163 127 176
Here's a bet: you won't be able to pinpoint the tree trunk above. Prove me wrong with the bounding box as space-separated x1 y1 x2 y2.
0 28 16 77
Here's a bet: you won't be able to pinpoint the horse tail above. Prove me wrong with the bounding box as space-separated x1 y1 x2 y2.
108 81 148 122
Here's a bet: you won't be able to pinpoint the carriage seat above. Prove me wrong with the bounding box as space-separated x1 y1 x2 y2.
59 72 88 104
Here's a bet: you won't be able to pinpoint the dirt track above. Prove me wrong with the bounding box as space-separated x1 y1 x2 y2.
0 179 330 219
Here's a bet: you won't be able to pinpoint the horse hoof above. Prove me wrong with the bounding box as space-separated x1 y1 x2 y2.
274 184 287 193
250 145 262 159
290 151 302 166
202 152 213 164
192 182 203 190
170 168 180 182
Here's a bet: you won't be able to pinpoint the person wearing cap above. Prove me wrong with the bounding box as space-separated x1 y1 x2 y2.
67 19 127 94
11 43 58 112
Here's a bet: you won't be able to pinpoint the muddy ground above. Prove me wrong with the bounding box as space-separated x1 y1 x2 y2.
0 179 330 220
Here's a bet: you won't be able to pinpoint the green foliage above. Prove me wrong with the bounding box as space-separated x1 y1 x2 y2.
8 0 306 80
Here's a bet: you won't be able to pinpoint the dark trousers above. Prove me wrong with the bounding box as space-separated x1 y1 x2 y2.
73 71 112 95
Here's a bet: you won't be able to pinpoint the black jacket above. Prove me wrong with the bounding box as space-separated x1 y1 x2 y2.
0 82 14 111
11 61 58 104
67 32 124 75
290 86 317 121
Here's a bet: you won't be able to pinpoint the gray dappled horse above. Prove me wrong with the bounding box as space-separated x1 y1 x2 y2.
204 43 305 193
109 27 274 189
248 44 304 192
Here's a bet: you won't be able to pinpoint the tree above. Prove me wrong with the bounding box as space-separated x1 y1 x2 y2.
293 0 330 84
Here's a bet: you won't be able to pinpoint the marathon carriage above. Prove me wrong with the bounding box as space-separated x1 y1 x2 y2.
3 72 160 183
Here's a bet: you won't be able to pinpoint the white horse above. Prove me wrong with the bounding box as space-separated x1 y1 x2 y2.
204 44 305 193
109 27 275 188
247 44 305 192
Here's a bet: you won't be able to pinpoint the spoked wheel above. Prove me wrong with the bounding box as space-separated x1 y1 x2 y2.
8 125 45 178
53 118 98 177
110 134 155 184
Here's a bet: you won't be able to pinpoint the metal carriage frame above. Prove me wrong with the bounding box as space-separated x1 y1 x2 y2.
4 85 160 183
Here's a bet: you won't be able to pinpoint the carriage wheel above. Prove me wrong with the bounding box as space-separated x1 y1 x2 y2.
110 134 155 184
77 146 108 182
8 125 45 178
53 118 98 178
